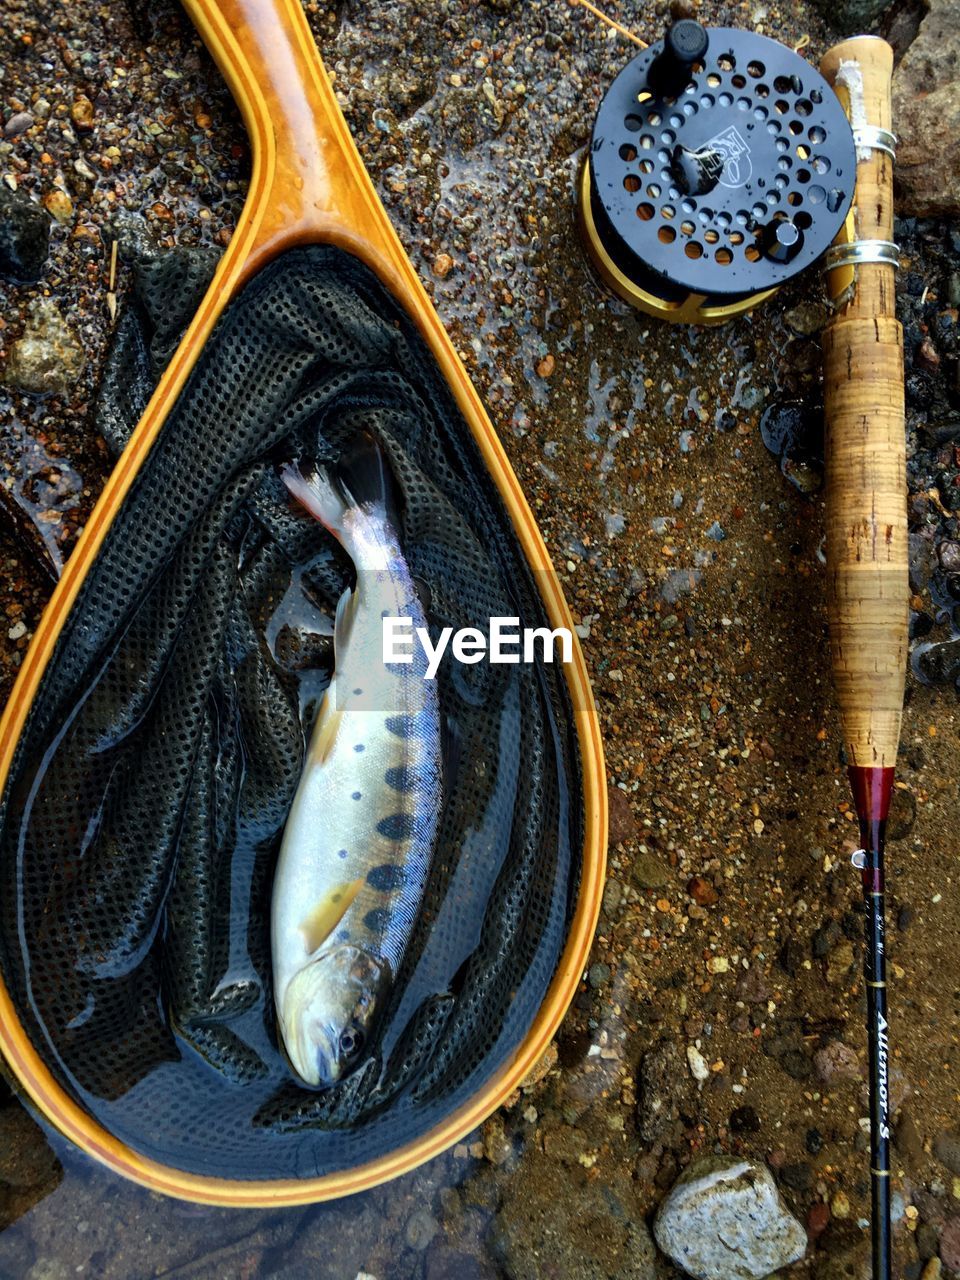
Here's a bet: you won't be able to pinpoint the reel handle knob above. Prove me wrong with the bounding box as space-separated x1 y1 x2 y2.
760 218 804 264
649 20 709 97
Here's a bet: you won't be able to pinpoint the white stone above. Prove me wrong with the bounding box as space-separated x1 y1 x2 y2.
654 1157 807 1280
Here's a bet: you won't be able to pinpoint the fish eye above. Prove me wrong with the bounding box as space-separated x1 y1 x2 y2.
339 1026 365 1061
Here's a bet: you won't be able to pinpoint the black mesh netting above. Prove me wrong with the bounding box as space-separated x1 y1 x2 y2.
0 245 582 1180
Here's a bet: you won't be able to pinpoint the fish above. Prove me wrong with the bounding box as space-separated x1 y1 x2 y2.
271 431 442 1088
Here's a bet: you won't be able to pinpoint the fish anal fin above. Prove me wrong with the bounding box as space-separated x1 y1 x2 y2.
333 586 357 653
308 698 345 767
299 878 364 954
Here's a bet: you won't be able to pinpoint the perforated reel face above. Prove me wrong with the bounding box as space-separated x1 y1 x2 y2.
587 29 856 301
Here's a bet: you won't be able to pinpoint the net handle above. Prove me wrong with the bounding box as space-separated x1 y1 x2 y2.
181 0 410 289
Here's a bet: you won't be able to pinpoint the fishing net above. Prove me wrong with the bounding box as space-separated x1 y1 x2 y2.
0 245 582 1180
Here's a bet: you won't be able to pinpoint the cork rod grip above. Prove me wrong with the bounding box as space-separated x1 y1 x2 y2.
819 38 907 772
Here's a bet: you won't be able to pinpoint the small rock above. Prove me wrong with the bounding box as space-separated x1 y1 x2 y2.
934 1130 960 1176
536 353 555 379
784 300 830 336
4 111 34 138
7 620 27 642
3 298 85 395
807 1201 831 1241
42 189 73 224
482 1115 514 1166
405 1208 439 1252
432 251 454 278
653 1157 807 1280
70 95 95 132
608 787 637 847
602 878 622 917
687 875 719 906
729 1105 761 1135
687 1044 710 1084
0 187 50 282
814 1040 862 1085
940 1216 960 1271
632 851 671 889
893 0 960 216
587 962 610 990
917 337 942 373
921 1259 943 1280
831 1189 852 1219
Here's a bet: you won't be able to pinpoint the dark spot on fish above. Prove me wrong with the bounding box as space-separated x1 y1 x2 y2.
352 791 362 801
377 813 415 842
364 908 390 934
385 765 414 793
354 743 366 753
385 714 415 738
353 688 363 696
367 863 407 892
337 848 349 860
337 929 350 942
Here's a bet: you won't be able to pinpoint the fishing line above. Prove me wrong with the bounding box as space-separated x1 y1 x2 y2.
567 0 648 48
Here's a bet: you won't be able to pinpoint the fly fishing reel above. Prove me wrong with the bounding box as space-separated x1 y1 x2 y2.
579 22 858 324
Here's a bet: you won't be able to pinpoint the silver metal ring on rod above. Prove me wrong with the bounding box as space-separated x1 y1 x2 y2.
852 126 898 158
823 240 901 272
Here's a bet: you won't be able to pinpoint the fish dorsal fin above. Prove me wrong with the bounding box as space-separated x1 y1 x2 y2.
299 878 364 955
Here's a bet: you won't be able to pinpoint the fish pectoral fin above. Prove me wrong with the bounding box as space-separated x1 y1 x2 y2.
299 878 364 954
334 585 357 653
308 699 345 767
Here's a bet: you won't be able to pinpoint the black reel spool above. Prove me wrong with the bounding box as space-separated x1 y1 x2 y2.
579 23 857 324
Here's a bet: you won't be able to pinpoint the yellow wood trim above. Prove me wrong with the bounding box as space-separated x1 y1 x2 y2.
577 159 777 324
0 0 607 1204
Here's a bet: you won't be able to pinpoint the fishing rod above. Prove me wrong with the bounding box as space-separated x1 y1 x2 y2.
820 37 905 1280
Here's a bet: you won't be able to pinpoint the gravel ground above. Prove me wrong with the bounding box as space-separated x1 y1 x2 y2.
0 0 958 1277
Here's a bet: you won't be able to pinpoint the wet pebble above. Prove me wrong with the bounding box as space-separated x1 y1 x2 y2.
0 187 50 282
3 298 85 394
759 399 824 495
4 111 34 138
587 962 610 990
405 1208 439 1252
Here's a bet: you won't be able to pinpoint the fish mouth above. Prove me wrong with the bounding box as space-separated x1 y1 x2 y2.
285 1021 338 1088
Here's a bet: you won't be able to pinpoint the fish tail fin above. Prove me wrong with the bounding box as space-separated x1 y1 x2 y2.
281 429 401 537
280 461 348 541
335 428 401 527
